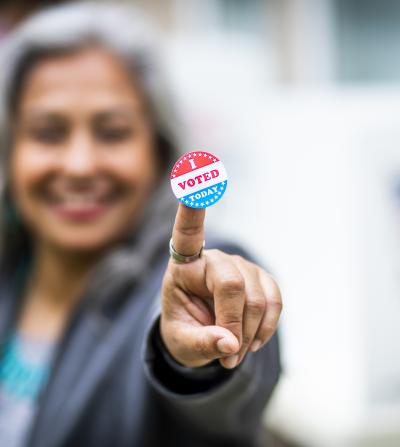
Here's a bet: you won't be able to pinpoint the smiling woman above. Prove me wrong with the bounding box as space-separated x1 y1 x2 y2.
11 47 159 253
0 3 282 447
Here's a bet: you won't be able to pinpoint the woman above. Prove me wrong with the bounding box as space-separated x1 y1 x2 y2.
0 3 282 447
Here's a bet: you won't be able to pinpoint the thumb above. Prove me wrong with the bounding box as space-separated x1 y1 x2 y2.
162 322 240 368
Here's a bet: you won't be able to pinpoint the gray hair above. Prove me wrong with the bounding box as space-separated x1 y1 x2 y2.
0 2 182 153
0 2 181 304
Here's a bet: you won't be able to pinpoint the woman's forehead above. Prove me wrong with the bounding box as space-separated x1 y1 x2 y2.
18 47 144 113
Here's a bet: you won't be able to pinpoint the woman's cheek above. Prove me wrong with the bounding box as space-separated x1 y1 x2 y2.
109 146 158 192
12 143 55 182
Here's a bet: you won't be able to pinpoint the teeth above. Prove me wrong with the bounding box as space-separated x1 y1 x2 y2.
58 193 103 206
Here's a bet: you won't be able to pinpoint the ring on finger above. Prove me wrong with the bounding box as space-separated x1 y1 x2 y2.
169 238 205 264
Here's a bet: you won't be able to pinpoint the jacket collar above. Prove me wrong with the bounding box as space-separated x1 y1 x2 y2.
27 255 167 447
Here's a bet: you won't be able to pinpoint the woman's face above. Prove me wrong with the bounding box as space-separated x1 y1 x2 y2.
10 47 159 254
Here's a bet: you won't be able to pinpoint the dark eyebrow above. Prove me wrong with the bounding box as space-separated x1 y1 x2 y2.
19 111 67 125
19 107 139 124
93 108 138 122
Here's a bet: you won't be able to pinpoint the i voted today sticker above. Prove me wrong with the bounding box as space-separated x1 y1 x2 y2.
170 151 228 208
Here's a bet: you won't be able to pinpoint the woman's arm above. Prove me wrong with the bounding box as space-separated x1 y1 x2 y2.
143 312 281 445
141 203 283 444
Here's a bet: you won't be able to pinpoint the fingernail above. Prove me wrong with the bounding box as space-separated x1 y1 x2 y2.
250 340 261 352
217 338 234 354
223 355 239 369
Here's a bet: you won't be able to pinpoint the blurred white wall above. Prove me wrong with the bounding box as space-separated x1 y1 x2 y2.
258 89 400 447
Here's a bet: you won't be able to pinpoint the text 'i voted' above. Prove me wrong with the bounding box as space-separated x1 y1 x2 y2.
170 151 228 208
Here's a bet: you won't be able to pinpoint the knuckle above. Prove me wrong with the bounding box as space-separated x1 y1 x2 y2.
232 254 244 263
246 297 266 314
220 314 242 327
269 297 283 313
218 313 242 334
259 323 277 339
219 276 245 295
203 249 222 263
207 248 223 257
177 224 203 238
242 334 253 346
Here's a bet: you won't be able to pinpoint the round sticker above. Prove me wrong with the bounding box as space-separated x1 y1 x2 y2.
170 151 228 208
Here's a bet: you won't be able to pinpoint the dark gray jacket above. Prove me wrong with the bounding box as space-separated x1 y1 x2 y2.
0 244 281 447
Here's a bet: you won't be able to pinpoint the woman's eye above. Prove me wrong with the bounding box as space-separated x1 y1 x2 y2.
96 127 133 143
30 127 66 144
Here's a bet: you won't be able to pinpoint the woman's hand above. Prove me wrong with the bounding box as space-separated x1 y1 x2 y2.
160 204 282 369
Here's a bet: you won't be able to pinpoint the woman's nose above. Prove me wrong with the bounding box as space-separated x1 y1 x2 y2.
62 131 98 177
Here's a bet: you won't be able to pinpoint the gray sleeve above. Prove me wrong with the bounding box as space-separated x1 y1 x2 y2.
142 312 282 444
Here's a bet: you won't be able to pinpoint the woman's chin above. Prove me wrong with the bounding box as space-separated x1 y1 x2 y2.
35 202 137 254
44 231 120 256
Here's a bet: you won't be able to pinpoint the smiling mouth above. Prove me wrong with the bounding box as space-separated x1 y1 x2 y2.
44 189 122 221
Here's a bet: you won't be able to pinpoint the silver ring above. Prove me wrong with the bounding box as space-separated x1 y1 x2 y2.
169 238 205 264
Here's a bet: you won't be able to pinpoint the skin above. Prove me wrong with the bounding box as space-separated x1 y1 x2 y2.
10 47 282 368
162 205 282 368
11 47 158 339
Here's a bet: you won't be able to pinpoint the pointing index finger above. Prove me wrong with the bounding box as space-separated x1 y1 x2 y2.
171 203 205 256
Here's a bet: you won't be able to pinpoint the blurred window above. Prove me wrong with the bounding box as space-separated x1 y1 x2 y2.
217 0 265 34
335 0 400 82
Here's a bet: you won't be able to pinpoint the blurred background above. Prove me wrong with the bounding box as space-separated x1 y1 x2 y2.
1 1 400 446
